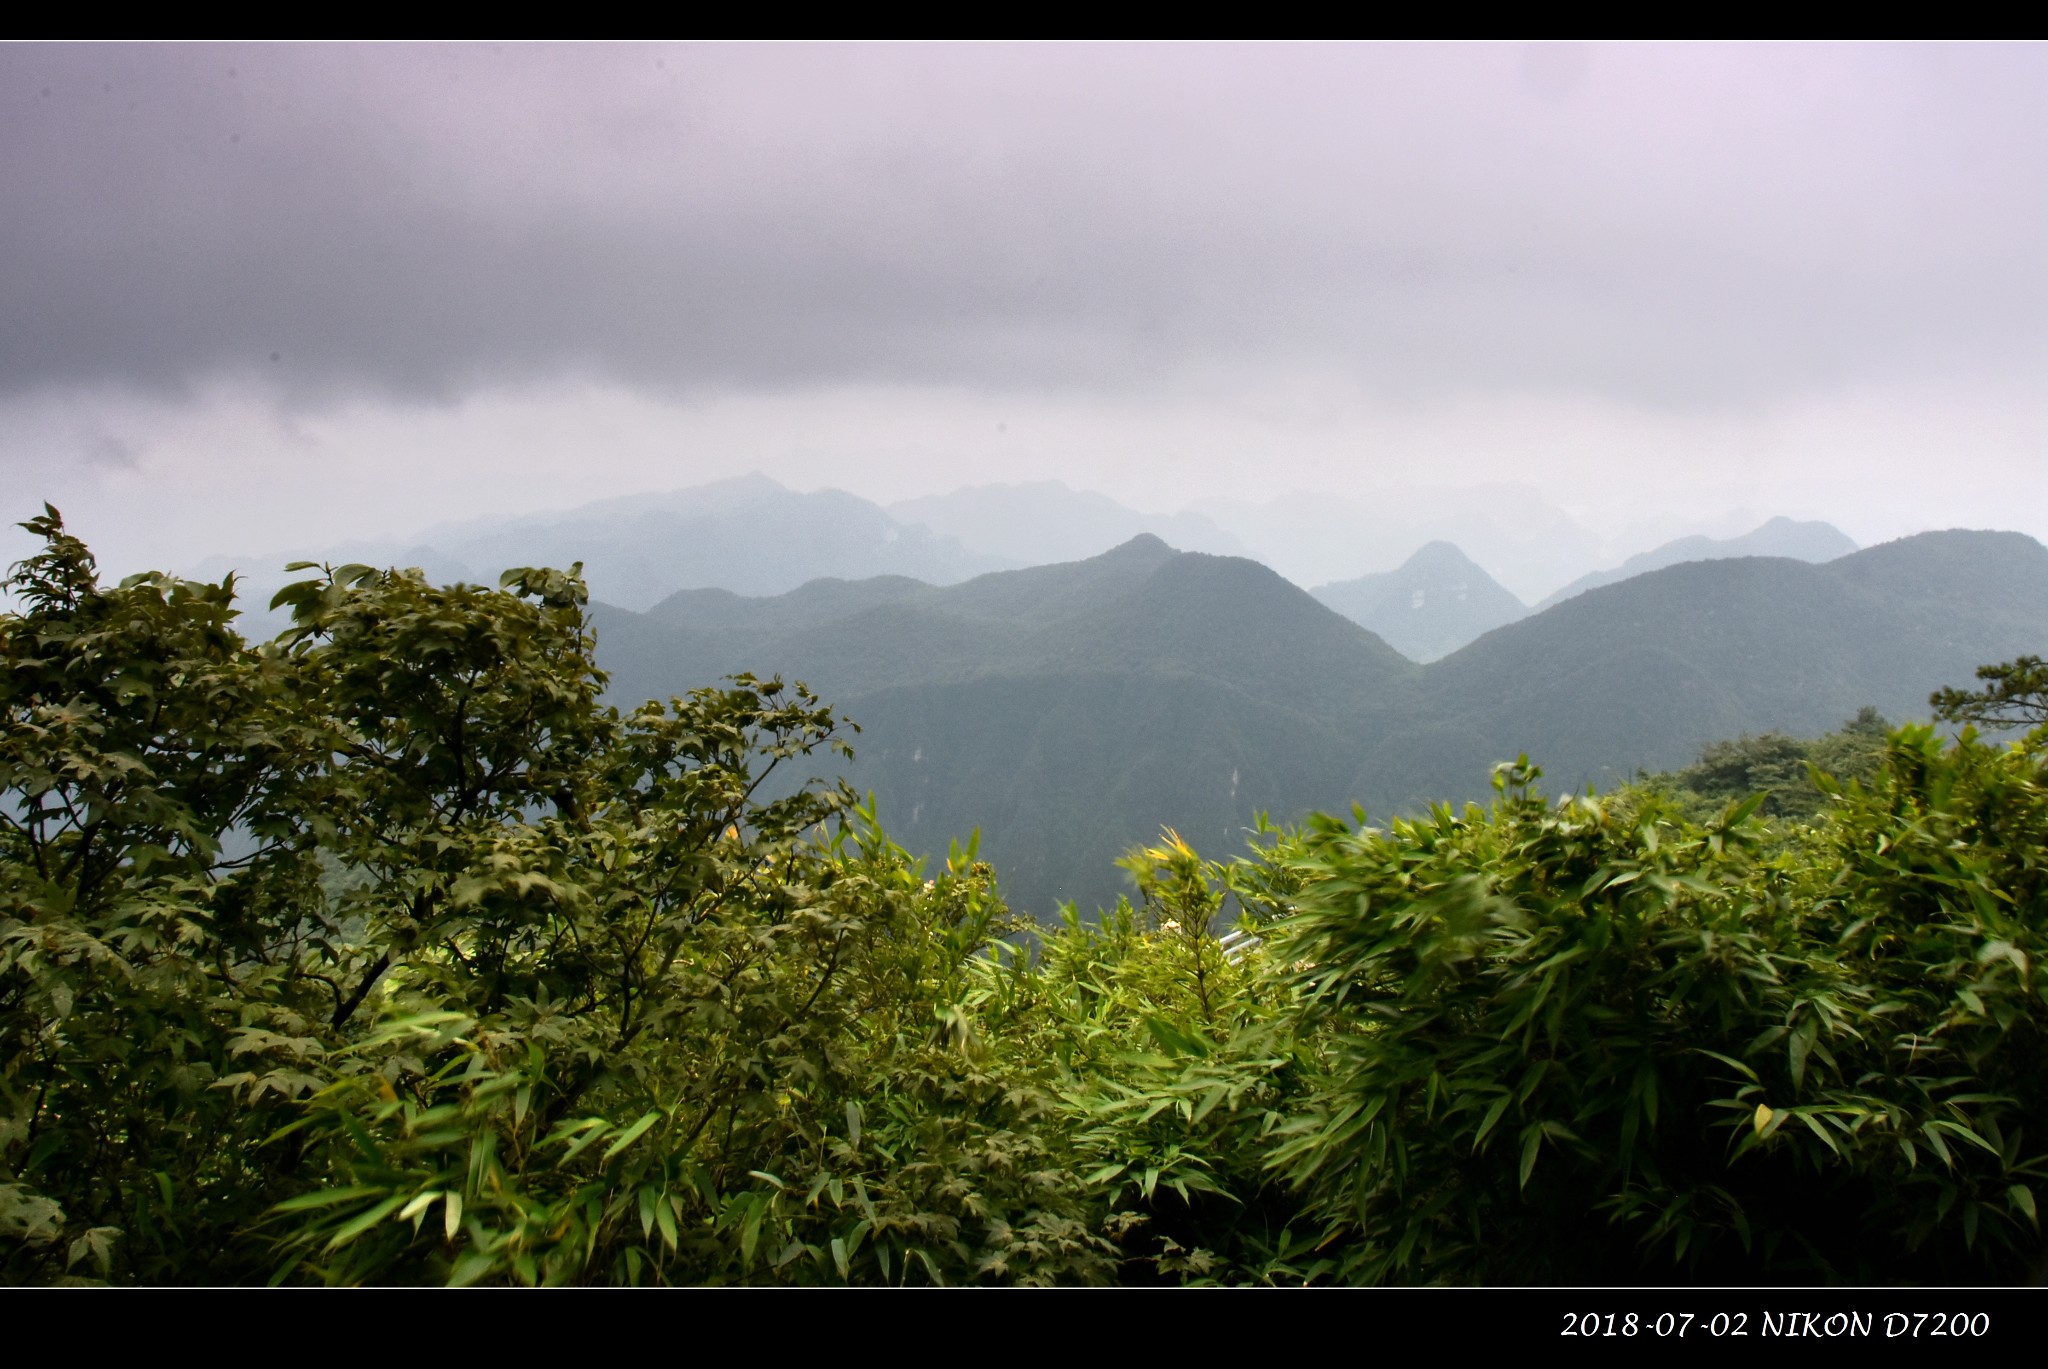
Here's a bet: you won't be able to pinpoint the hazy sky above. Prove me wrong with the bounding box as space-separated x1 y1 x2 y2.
3 41 2043 576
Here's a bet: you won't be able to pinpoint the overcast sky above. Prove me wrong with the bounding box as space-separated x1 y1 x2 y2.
2 41 2043 577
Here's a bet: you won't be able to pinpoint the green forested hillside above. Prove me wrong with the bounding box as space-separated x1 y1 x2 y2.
830 671 1367 917
595 529 2048 915
6 513 2044 1287
1635 707 1894 823
598 536 1420 914
1390 530 2048 808
615 534 1416 708
646 575 932 633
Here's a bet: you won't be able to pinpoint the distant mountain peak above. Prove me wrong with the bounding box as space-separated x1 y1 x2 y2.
887 484 1247 566
1105 532 1175 558
1538 518 1859 610
1189 485 1603 601
652 470 786 501
1309 542 1527 663
1401 540 1489 573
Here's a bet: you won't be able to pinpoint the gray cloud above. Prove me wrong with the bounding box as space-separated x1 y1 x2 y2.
1 42 2042 411
78 429 137 470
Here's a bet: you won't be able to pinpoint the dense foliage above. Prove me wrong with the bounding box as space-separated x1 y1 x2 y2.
3 511 2043 1284
1635 708 1893 823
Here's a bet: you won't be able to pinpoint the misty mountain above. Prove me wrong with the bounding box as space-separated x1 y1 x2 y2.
887 481 1249 565
1310 541 1528 662
192 474 1014 640
590 528 2048 919
645 575 934 636
1360 530 2048 811
1536 516 1858 610
1190 483 1605 602
594 536 1420 916
418 473 1009 609
603 534 1417 722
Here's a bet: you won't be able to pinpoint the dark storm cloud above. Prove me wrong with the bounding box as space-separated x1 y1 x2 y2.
2 42 2043 408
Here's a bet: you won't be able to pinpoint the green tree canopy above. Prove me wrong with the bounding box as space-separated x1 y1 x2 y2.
1932 655 2048 732
3 512 2043 1285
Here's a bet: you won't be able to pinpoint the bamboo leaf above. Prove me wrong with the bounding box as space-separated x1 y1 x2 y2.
324 1194 409 1251
602 1110 661 1162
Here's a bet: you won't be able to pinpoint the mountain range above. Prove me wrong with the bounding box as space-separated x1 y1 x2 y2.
588 527 2048 917
1534 516 1860 609
594 536 1412 918
168 471 2036 917
1355 529 2048 810
197 474 1865 663
1302 517 1863 662
198 474 1013 639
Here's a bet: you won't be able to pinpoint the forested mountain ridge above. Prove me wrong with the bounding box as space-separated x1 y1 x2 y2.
597 537 1420 913
1306 517 1859 663
604 534 1418 714
591 528 2048 916
190 475 1855 654
646 575 931 634
1536 515 1858 609
1366 529 2048 808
